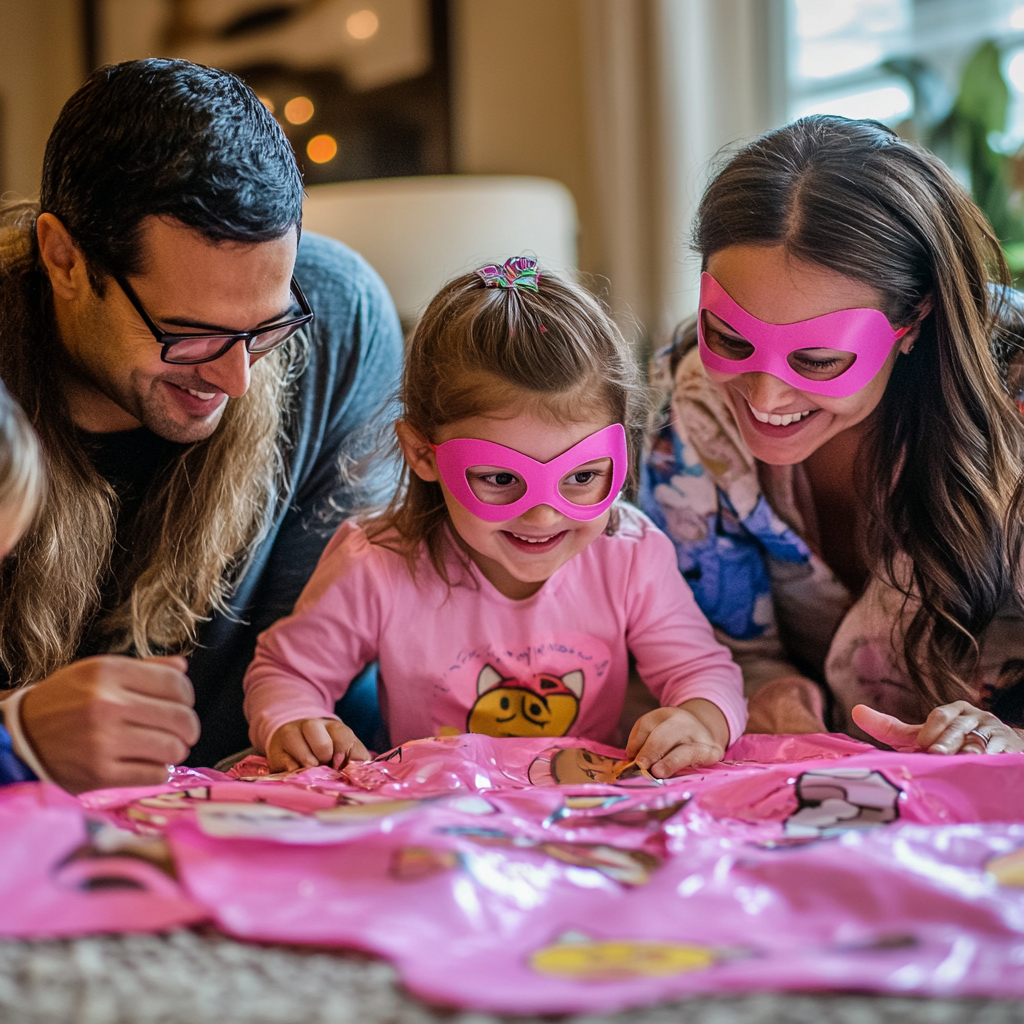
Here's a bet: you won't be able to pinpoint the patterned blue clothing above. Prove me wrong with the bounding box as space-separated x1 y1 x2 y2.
0 724 35 785
641 379 811 643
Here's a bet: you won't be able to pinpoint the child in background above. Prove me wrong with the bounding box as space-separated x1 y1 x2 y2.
244 258 746 777
0 381 45 783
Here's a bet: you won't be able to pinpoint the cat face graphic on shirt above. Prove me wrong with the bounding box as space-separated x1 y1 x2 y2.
467 663 583 737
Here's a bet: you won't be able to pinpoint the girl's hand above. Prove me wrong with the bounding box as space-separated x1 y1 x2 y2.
266 718 370 772
626 698 730 778
852 702 1024 754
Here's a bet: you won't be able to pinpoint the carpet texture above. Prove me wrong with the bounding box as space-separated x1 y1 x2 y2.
1 931 1022 1024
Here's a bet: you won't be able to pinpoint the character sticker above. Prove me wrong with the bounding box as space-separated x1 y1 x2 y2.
784 768 901 839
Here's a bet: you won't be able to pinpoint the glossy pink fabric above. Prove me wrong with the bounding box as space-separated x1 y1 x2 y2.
430 423 628 521
697 272 910 397
4 735 1024 1014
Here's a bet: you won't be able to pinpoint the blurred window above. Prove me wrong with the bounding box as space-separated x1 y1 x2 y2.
786 0 1020 127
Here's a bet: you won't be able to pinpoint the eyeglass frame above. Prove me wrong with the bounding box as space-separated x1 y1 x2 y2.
114 273 314 365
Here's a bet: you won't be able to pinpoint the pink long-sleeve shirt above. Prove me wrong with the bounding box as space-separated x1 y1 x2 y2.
244 504 747 752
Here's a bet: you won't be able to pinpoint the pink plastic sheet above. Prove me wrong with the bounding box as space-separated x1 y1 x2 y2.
3 733 1024 1014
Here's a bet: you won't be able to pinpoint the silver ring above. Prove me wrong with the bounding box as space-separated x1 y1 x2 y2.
966 728 991 747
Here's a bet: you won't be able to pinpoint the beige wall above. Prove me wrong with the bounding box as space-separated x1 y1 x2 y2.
0 0 83 197
450 0 598 275
0 0 654 327
0 1 601 262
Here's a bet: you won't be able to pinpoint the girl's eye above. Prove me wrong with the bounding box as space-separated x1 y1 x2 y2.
491 472 516 486
568 471 596 485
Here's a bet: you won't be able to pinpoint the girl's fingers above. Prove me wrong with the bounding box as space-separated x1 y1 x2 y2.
300 719 336 763
270 750 302 773
635 715 721 776
625 716 656 761
325 721 370 767
850 704 922 751
650 740 722 777
634 720 682 769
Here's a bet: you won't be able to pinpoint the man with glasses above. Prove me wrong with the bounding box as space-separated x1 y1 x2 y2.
0 59 401 791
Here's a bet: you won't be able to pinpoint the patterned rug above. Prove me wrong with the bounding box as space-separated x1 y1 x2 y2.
0 930 1020 1024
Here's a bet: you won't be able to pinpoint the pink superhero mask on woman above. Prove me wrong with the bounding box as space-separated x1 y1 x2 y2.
428 423 628 523
697 272 912 399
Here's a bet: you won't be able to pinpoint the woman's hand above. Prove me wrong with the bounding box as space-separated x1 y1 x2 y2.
626 698 730 778
744 675 827 734
852 702 1024 754
266 718 370 772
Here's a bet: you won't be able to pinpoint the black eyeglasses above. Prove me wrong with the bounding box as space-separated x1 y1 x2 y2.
114 274 314 365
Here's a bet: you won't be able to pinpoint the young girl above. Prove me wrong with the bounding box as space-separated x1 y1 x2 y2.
244 258 746 777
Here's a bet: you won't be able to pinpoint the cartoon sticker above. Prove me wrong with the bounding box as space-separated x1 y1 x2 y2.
784 768 901 838
530 932 720 980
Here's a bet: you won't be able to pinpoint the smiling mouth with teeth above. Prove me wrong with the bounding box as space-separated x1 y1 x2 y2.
508 532 562 544
174 383 219 401
747 402 814 427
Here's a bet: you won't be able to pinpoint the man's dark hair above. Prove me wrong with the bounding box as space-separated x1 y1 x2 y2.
39 58 304 289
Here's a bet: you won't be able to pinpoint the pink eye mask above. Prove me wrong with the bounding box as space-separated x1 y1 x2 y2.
697 272 911 398
429 423 628 523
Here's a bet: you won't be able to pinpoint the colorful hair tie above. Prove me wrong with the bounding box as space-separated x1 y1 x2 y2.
474 256 540 292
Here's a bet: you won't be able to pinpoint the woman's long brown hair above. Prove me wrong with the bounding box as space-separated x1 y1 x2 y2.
0 202 299 684
694 115 1024 706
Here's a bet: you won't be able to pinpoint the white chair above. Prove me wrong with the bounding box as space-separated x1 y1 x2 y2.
302 175 579 325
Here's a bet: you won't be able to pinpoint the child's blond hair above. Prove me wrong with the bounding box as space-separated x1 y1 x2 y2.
0 381 43 551
365 265 649 584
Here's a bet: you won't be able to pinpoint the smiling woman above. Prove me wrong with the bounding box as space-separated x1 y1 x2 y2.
641 115 1024 756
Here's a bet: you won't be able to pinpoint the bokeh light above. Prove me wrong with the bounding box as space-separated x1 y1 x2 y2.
1009 50 1024 93
307 134 338 163
284 96 315 125
346 9 380 40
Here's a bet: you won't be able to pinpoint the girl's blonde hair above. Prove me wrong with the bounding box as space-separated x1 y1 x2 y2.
0 380 43 548
364 266 649 584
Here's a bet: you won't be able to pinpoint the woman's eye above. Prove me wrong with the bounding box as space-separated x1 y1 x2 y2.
795 355 840 370
787 348 856 380
717 333 750 351
569 471 596 485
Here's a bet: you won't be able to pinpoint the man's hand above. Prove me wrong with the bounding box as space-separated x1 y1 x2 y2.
266 718 370 773
18 655 200 794
625 698 730 778
852 702 1024 754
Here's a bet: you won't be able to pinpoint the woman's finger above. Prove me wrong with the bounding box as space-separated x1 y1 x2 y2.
923 709 988 754
850 704 922 751
916 702 975 750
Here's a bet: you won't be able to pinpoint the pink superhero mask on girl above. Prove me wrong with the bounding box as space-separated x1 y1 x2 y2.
428 423 628 523
697 272 912 398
